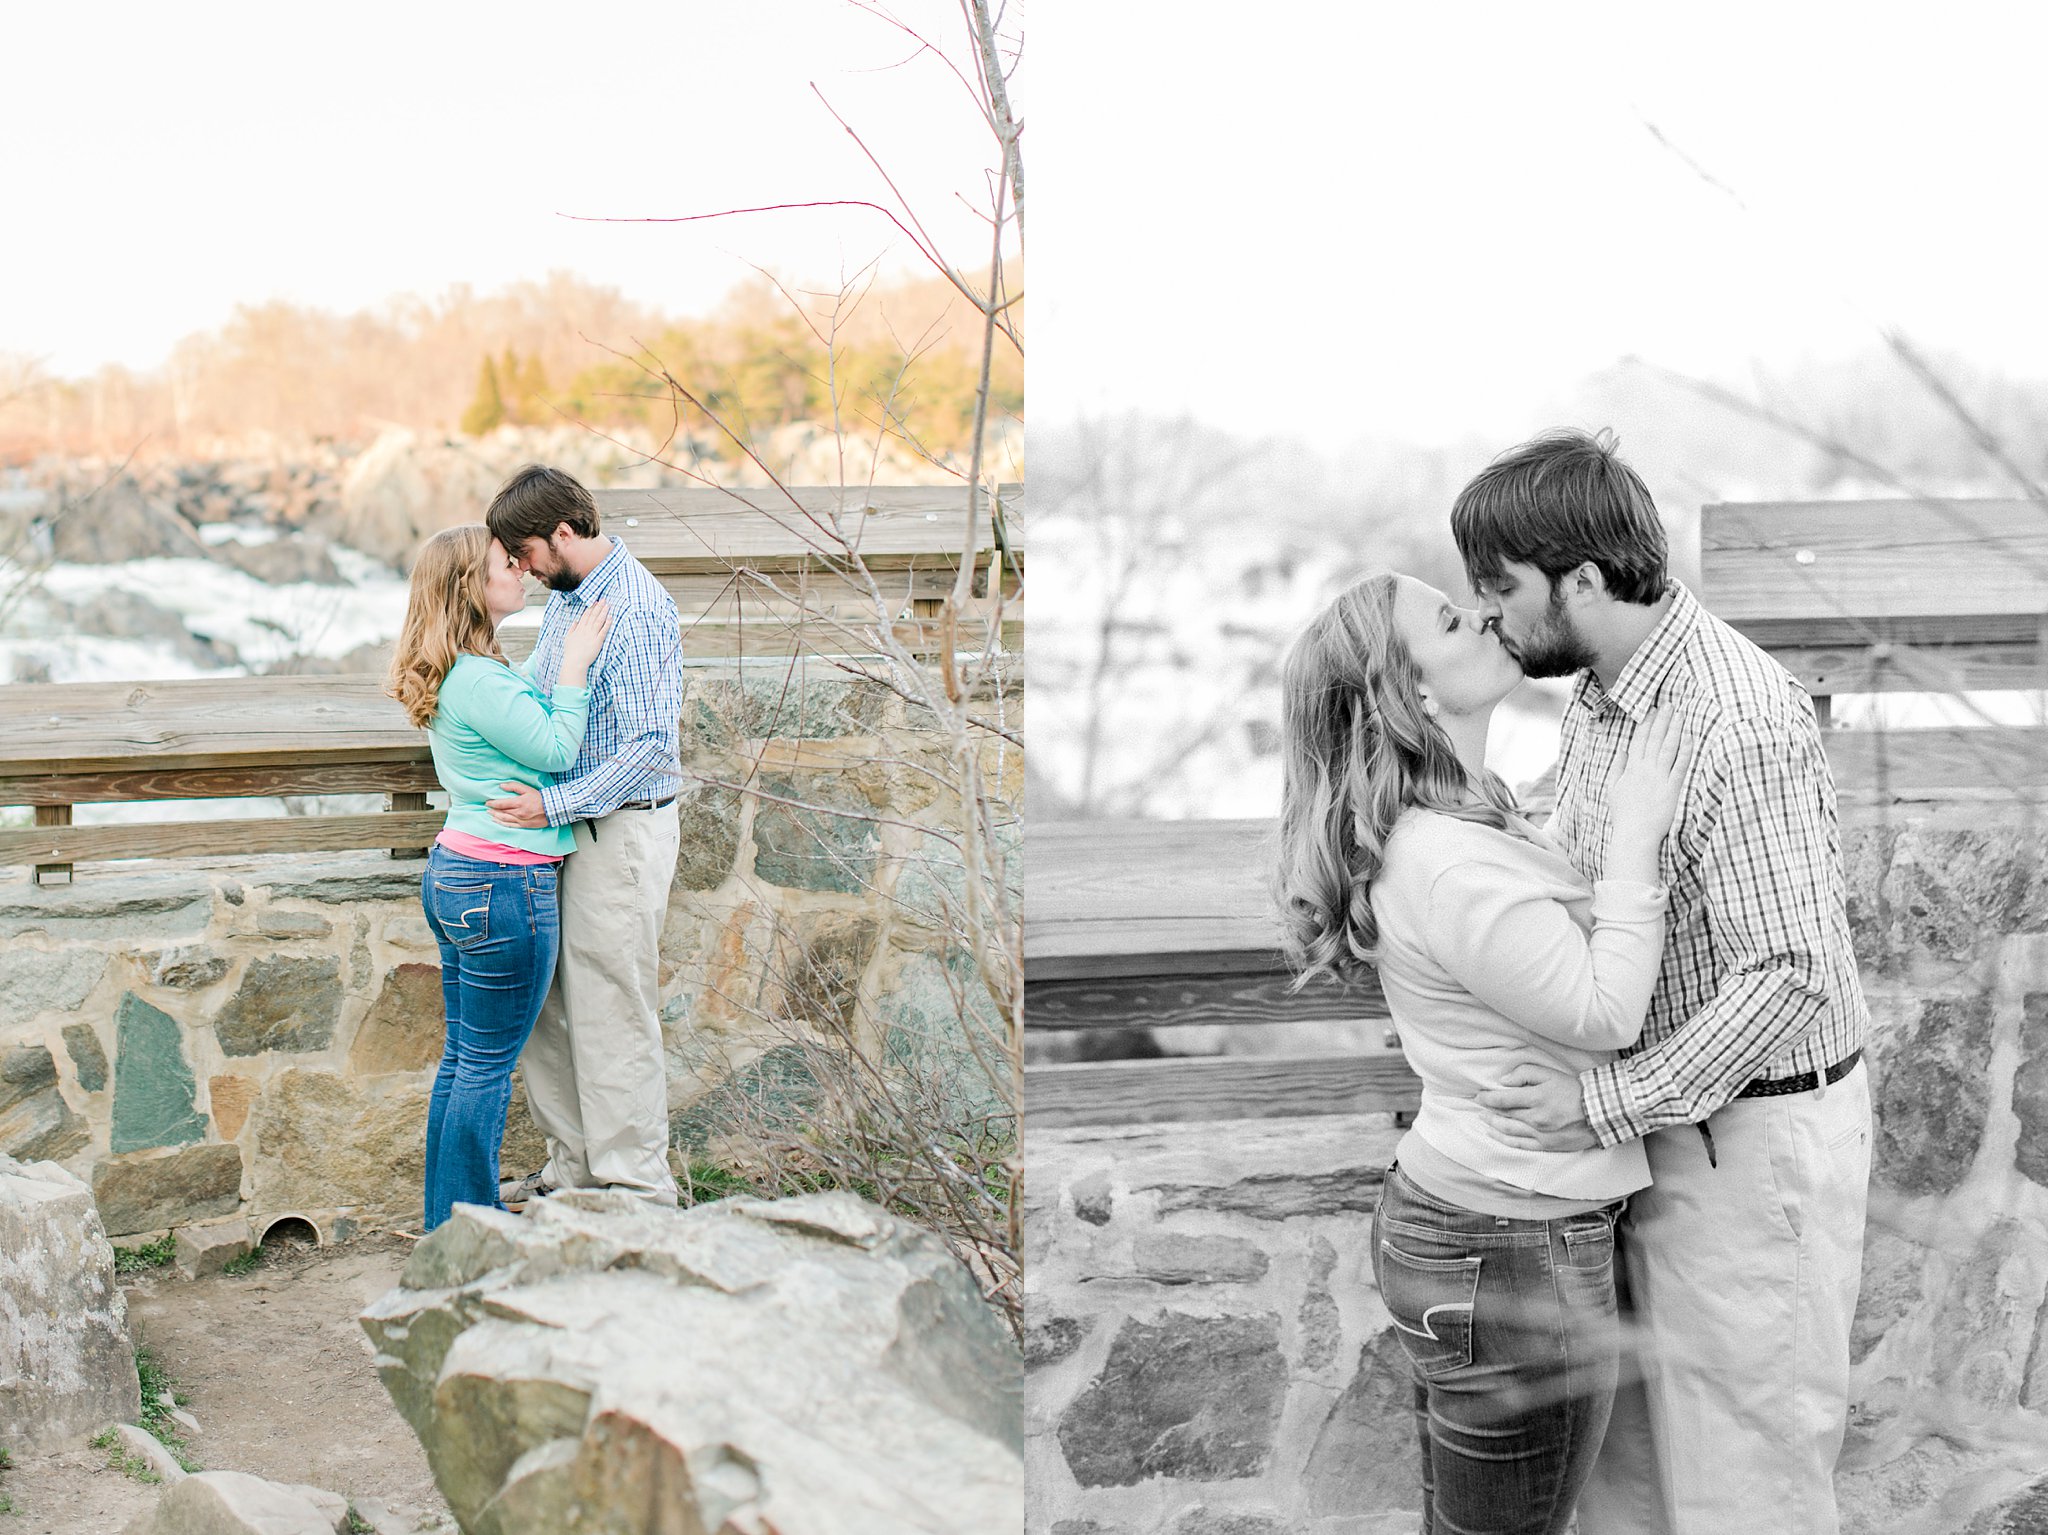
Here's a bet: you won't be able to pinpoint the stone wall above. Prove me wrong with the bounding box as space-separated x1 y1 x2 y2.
1025 801 2048 1535
0 661 1019 1242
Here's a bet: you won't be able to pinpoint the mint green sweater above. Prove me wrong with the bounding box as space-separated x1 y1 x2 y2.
427 655 591 856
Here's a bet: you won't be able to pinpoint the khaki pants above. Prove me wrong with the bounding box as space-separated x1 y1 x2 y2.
520 804 680 1206
1578 1061 1872 1535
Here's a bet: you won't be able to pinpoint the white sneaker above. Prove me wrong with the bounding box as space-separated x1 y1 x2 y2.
499 1168 559 1212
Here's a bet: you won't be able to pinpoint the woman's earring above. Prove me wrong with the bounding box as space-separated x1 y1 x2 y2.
1421 696 1440 719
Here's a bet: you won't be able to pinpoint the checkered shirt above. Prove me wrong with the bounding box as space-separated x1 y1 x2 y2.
521 536 683 825
1549 580 1869 1146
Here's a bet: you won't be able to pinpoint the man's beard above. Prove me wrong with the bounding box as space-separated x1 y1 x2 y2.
1507 590 1597 679
542 566 582 593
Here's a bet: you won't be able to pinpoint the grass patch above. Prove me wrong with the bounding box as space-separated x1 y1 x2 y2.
89 1429 160 1485
344 1510 375 1534
220 1247 263 1277
132 1349 199 1473
679 1157 883 1207
111 1236 176 1274
679 1160 753 1204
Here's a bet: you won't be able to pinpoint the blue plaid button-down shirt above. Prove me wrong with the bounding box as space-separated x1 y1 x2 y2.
1551 581 1869 1146
520 536 682 825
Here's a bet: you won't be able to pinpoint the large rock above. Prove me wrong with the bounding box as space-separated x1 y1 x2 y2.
119 1469 351 1535
217 535 346 586
0 1153 140 1452
49 478 209 564
360 1190 1021 1535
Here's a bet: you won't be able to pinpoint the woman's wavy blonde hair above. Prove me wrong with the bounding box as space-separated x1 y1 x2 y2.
1274 573 1517 988
388 524 505 729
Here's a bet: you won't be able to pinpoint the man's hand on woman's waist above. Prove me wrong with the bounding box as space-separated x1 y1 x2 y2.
486 782 548 829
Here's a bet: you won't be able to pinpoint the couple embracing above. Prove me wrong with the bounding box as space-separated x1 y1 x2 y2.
1277 430 1872 1534
388 465 684 1232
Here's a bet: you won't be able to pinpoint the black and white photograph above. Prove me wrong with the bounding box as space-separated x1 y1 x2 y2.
1027 9 2048 1535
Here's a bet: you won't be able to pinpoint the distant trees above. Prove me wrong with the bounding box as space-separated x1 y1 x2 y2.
0 267 1020 463
459 356 506 436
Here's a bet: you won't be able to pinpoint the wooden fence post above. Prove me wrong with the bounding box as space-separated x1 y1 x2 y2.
33 804 72 886
389 792 429 860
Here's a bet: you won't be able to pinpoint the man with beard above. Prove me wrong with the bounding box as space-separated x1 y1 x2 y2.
1450 429 1871 1535
483 464 683 1210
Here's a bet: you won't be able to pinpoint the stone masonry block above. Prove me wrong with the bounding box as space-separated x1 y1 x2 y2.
1132 1232 1270 1286
62 1022 109 1092
174 1217 254 1280
1057 1311 1287 1487
213 954 343 1057
0 1045 90 1162
1872 993 1995 1197
0 946 108 1018
93 1144 244 1237
112 992 207 1154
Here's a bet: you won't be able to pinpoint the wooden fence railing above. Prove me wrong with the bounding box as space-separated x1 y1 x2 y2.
1025 498 2048 1129
1 484 1022 884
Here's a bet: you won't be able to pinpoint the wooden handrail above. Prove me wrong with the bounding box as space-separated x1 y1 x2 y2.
1 483 1022 882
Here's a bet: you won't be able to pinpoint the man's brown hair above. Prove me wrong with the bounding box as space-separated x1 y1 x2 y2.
1451 428 1667 606
485 464 601 549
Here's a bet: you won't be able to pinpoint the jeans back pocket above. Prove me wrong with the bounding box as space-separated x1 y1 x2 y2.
431 880 493 950
1376 1239 1481 1377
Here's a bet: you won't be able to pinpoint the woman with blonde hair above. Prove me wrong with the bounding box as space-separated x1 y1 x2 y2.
388 524 609 1230
1274 571 1687 1535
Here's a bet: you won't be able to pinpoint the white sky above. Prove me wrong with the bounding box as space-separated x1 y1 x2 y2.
2 0 1012 376
1033 3 2048 447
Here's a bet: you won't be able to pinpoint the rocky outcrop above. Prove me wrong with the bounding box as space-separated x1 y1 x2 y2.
120 1470 353 1535
0 1153 139 1452
361 1190 1021 1535
47 479 210 564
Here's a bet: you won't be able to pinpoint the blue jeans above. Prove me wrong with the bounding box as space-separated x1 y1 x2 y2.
1373 1162 1623 1535
419 846 560 1231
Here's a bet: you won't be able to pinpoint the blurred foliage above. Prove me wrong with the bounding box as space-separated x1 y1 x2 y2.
0 265 1020 464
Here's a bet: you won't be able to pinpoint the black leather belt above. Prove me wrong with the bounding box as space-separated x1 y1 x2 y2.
1734 1048 1862 1100
615 796 677 811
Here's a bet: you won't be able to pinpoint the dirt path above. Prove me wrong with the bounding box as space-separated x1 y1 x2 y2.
0 1233 455 1534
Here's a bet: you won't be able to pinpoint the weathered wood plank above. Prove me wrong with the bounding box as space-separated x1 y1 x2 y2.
0 676 422 775
1026 819 1283 980
1026 967 1386 1032
1829 725 2048 800
519 565 977 611
501 616 1023 664
597 483 1025 568
0 812 448 867
1701 500 2048 642
1765 641 2045 696
1024 1053 1423 1128
0 761 440 806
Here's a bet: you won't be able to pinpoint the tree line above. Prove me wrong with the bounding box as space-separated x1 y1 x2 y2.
0 266 1022 463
